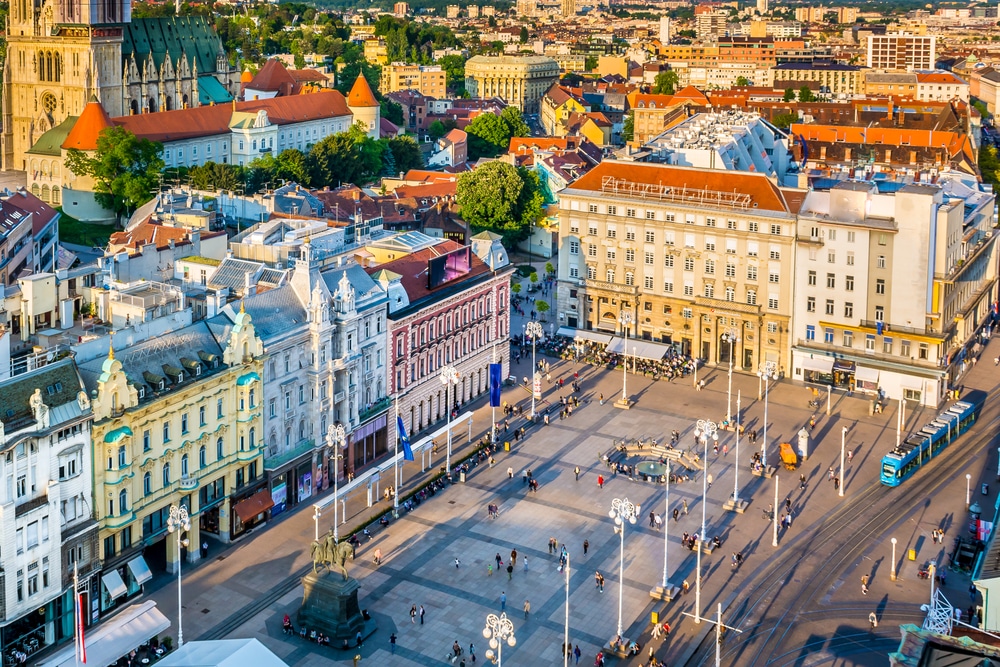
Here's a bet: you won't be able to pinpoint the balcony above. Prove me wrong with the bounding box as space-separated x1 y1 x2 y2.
15 492 48 518
179 475 198 491
857 320 950 341
359 397 391 423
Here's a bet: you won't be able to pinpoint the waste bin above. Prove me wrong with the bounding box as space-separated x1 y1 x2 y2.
505 441 511 451
460 471 466 483
651 611 659 625
908 548 916 561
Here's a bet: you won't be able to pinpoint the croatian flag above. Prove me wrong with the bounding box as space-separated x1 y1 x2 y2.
76 593 87 663
397 416 414 461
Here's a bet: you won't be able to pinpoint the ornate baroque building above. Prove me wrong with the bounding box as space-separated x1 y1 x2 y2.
464 55 560 114
2 0 239 171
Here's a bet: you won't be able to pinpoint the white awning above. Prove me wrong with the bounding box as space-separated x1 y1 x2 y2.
855 366 880 384
127 556 153 585
605 337 625 354
799 356 835 373
38 601 170 667
102 569 127 599
558 328 613 345
626 339 671 361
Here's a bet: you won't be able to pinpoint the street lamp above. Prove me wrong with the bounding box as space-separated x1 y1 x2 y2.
618 311 632 406
967 473 973 507
757 361 778 469
563 552 570 667
772 474 779 547
608 497 639 637
327 424 346 542
891 538 898 581
440 366 461 471
483 612 516 666
166 504 191 647
840 426 848 498
312 505 322 541
721 326 740 423
524 322 543 419
661 460 671 591
693 419 717 623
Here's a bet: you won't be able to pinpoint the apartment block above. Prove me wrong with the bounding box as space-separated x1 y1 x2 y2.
381 62 448 98
866 33 936 71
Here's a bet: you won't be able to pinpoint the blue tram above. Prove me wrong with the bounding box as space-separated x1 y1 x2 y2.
880 395 984 487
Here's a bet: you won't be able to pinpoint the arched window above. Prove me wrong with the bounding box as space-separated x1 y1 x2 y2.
165 96 173 111
181 454 189 477
199 445 206 468
249 428 256 448
118 488 128 513
143 472 151 496
239 435 245 452
249 389 255 408
130 99 139 115
53 53 60 82
216 437 224 460
162 462 171 487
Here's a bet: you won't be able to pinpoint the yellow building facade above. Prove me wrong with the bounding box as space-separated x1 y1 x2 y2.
82 311 265 617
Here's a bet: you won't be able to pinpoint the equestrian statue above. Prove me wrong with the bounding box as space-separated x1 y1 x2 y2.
310 529 354 580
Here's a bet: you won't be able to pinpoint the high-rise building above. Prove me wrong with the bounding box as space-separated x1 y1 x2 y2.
464 55 560 113
394 2 410 15
659 16 671 44
446 4 460 17
381 63 448 98
516 0 537 17
468 5 480 18
866 33 937 70
483 6 496 16
756 0 768 14
561 0 575 17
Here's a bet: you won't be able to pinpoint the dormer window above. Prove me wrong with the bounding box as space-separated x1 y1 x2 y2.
158 380 165 391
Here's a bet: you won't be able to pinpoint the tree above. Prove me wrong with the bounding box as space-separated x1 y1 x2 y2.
782 87 795 102
622 111 634 142
585 56 598 71
770 113 799 131
65 126 164 225
529 271 538 287
651 70 679 95
381 99 404 125
309 124 383 186
735 76 750 86
465 113 510 159
456 161 543 247
545 261 554 276
386 135 424 174
188 161 242 191
519 26 529 43
535 300 550 319
980 144 1000 188
797 86 815 103
499 107 531 139
428 120 448 140
511 281 522 294
438 54 467 96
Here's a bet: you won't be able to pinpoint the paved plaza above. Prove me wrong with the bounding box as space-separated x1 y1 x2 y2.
131 325 1000 666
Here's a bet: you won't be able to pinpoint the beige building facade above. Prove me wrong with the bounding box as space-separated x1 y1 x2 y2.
381 63 447 97
464 55 560 114
555 162 798 373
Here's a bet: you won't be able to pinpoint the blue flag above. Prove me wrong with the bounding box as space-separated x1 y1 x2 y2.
397 416 414 461
489 363 502 407
876 320 883 336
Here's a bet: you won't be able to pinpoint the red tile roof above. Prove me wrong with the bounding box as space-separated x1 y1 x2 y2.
1 189 59 234
347 75 379 108
109 220 225 254
62 100 114 151
112 90 351 143
393 181 457 200
567 162 790 213
365 239 491 306
247 59 297 94
401 170 460 183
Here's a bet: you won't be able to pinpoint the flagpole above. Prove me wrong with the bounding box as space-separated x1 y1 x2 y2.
393 394 400 518
73 562 82 667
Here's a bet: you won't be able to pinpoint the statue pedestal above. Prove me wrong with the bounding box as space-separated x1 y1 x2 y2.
297 570 376 647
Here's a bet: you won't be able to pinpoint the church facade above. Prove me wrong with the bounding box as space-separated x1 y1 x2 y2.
2 0 239 172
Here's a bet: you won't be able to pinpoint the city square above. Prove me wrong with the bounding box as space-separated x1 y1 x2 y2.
137 322 1000 666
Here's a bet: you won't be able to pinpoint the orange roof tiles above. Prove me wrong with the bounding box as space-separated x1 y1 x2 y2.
347 74 379 108
567 162 790 213
62 100 114 151
113 90 351 143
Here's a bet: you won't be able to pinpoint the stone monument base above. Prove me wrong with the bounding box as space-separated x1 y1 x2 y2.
297 569 377 648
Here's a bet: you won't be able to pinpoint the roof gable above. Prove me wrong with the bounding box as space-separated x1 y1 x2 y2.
62 100 114 151
347 75 379 108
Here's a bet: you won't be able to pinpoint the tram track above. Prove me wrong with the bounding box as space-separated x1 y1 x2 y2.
687 401 1000 666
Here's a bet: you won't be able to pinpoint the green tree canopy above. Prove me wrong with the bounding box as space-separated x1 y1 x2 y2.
309 124 384 187
651 70 678 95
456 161 543 247
782 87 795 102
519 26 529 43
466 113 510 159
438 54 468 96
188 162 242 191
622 111 634 142
381 99 404 125
771 113 799 130
428 120 448 140
65 126 164 224
798 86 815 102
386 135 424 175
735 76 750 86
499 106 531 138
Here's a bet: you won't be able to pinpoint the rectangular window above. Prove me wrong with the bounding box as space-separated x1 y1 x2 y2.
825 299 834 315
682 307 693 319
807 270 816 286
845 276 854 291
918 343 929 360
665 213 675 223
588 204 597 213
875 279 885 295
162 423 170 443
901 340 911 357
843 331 853 347
770 224 782 235
877 255 886 268
747 289 757 305
588 244 597 257
684 233 695 248
747 265 757 281
844 302 853 318
217 398 223 419
826 273 835 288
706 217 716 227
806 296 815 312
882 337 893 354
827 229 836 241
644 276 653 289
747 242 758 257
865 334 875 352
846 252 855 266
705 238 716 251
626 209 636 219
143 430 151 452
199 406 206 426
645 252 654 265
181 414 188 434
664 281 674 293
825 328 834 344
589 225 598 236
645 211 656 221
664 255 674 268
704 284 715 298
727 219 737 230
705 260 715 275
684 282 694 296
725 263 735 277
625 249 635 263
875 305 884 321
768 271 779 284
645 231 655 242
663 231 674 245
769 248 781 260
768 295 778 310
806 324 816 340
827 250 836 263
607 206 617 217
878 233 888 246
847 231 856 243
606 249 616 262
569 241 580 255
749 221 759 233
684 258 694 271
625 227 636 239
726 239 737 254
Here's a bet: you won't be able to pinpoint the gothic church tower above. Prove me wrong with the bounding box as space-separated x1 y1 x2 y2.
2 0 129 170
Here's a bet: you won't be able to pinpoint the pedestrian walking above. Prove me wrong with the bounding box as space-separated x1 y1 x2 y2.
847 450 854 463
455 557 461 568
800 474 806 489
595 571 602 591
488 564 493 576
469 643 476 662
507 563 514 580
723 444 728 456
574 645 582 665
523 599 531 619
507 466 514 479
511 549 518 566
374 548 382 565
672 508 680 522
869 612 878 629
500 592 507 611
828 467 834 480
390 633 397 654
682 500 689 515
201 541 209 559
651 622 661 640
575 466 581 481
597 474 604 489
861 575 869 595
523 556 528 572
583 539 589 555
649 510 656 527
707 473 713 488
410 605 417 623
834 476 840 490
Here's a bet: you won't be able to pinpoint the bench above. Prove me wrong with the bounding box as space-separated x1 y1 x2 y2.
650 445 683 461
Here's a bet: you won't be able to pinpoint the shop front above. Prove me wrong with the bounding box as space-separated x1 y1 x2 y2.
0 585 86 660
197 476 227 537
350 415 389 476
38 600 170 667
799 354 835 386
264 444 316 518
99 554 153 616
231 485 273 539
